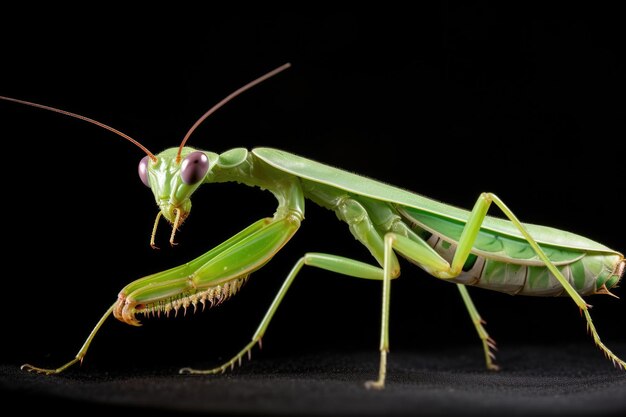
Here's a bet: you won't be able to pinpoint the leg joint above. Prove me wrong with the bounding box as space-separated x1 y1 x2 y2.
335 196 368 224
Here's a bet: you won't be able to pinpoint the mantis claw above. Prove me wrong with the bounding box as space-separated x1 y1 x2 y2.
21 364 48 374
179 339 259 375
21 362 68 375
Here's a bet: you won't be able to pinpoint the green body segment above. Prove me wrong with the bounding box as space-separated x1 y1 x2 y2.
252 148 623 297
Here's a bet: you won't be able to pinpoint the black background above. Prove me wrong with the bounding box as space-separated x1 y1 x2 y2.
1 4 625 415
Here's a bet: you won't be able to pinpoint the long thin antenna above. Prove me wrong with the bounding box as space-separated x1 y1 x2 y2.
0 95 157 162
176 63 292 162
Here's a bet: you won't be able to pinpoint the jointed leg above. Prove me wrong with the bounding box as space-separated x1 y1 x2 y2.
439 193 625 369
367 191 624 376
181 196 403 386
457 284 499 370
370 224 500 374
21 304 116 374
332 197 469 388
363 231 452 389
180 252 386 375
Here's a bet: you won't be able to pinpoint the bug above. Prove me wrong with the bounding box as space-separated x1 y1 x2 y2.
2 64 624 389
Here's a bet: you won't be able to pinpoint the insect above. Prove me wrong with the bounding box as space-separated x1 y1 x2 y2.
2 64 624 390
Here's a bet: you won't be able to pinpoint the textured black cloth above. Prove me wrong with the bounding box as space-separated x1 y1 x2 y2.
2 344 625 416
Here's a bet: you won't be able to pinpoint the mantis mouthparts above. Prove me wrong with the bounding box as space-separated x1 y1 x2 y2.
150 207 183 249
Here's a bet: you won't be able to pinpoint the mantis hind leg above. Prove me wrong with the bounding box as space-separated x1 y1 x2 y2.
373 187 626 378
440 193 625 370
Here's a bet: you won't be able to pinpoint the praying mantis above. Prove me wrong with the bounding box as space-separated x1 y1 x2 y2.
2 63 624 389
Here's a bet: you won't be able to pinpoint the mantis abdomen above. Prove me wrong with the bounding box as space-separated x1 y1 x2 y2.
424 232 623 297
393 205 623 297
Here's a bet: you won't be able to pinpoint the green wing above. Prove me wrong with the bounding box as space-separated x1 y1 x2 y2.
252 147 616 254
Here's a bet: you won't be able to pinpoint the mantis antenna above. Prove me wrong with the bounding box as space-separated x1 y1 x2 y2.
0 94 157 162
0 63 291 164
176 62 292 163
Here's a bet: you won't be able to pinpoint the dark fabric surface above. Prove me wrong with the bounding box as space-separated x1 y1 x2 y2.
2 344 625 416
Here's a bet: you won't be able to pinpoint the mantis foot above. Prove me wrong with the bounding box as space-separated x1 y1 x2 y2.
21 364 58 375
364 350 387 389
584 310 626 371
179 339 260 375
20 357 80 375
364 378 385 390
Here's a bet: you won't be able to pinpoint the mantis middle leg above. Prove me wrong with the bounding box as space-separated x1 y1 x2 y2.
180 196 398 379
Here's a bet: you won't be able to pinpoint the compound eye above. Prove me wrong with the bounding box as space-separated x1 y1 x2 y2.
180 151 209 185
138 156 150 187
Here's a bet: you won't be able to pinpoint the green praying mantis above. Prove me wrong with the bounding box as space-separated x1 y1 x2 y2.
2 63 624 389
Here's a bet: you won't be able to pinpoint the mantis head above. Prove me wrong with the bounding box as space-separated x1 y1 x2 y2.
138 147 214 248
0 63 290 247
136 60 290 246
